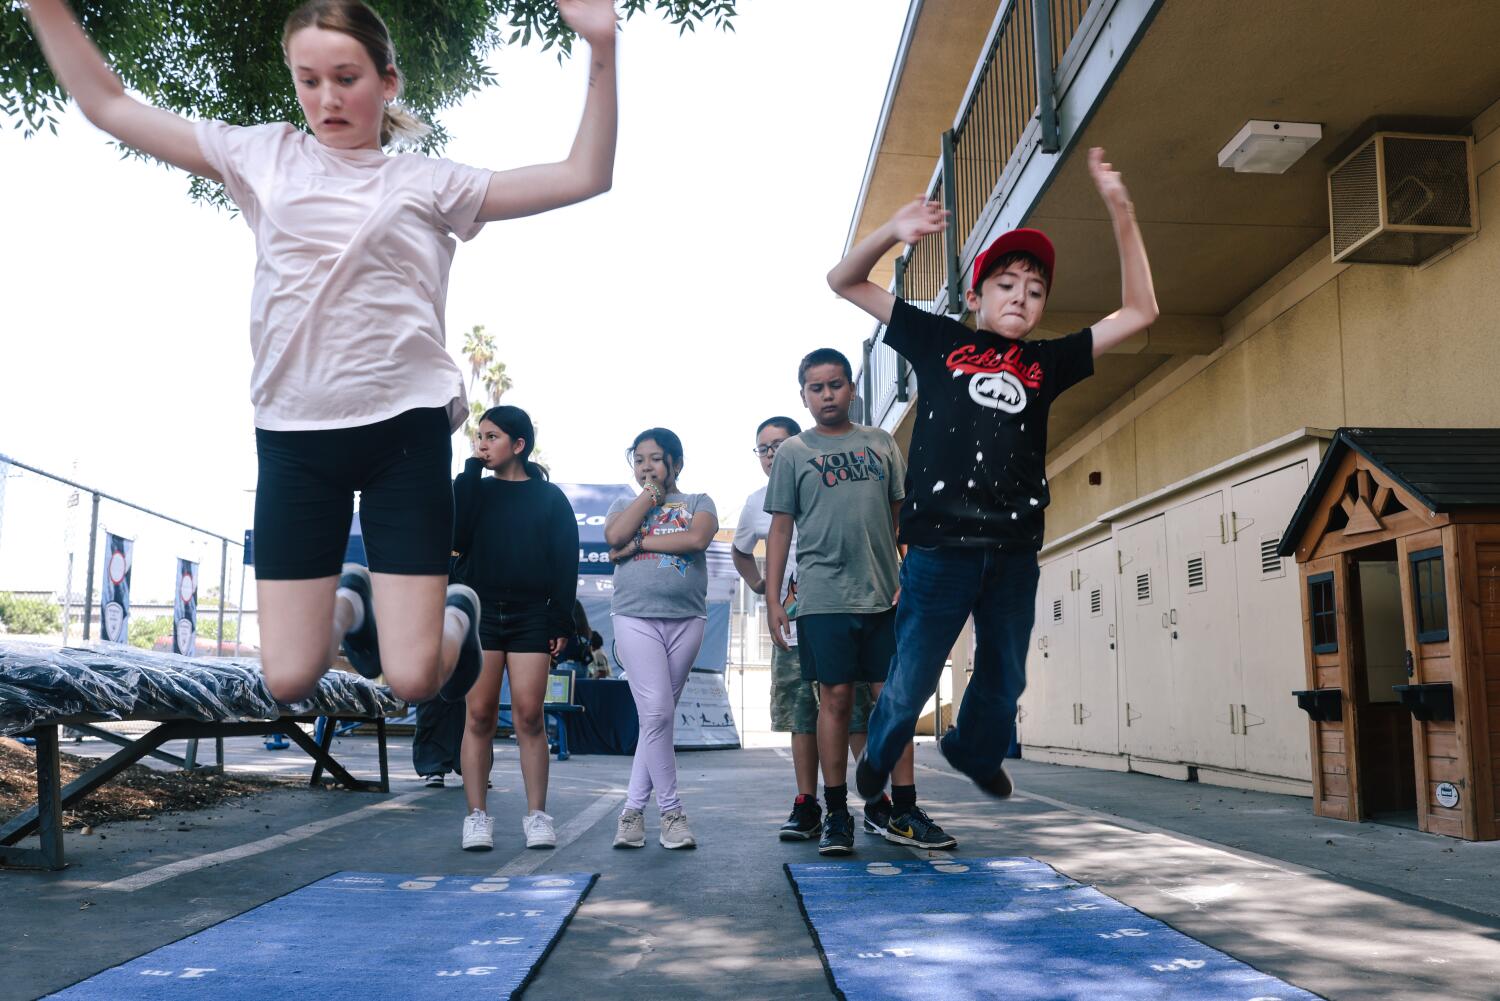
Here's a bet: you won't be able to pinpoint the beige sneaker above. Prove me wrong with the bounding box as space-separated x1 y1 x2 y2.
659 809 697 850
613 808 646 849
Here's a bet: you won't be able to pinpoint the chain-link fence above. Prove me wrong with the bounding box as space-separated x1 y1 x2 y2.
0 453 256 655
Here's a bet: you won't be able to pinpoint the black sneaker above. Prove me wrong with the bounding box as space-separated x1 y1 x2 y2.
818 809 855 856
862 794 892 835
438 584 482 703
939 731 1015 799
854 750 888 802
422 773 445 789
779 795 822 841
883 807 958 850
337 563 381 679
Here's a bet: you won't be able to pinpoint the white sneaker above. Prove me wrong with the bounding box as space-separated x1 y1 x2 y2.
613 808 646 849
461 809 493 851
523 811 556 849
659 809 697 850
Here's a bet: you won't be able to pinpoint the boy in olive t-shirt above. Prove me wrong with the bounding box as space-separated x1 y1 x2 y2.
764 348 956 856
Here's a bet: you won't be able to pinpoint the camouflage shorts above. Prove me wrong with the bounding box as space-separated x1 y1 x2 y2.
770 643 874 734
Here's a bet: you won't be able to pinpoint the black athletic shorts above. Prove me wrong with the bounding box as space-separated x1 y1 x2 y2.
478 598 555 654
253 407 453 580
796 608 896 686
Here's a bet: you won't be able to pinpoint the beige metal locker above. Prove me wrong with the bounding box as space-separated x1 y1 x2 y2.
1166 490 1241 770
1230 462 1314 779
1076 539 1120 754
1030 554 1079 749
1116 515 1175 760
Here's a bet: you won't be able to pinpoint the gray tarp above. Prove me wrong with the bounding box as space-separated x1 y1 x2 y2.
0 640 406 737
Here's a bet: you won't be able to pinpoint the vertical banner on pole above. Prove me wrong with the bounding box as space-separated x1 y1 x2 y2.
174 558 199 655
101 532 133 644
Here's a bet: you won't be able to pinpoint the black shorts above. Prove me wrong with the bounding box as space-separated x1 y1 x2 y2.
479 599 554 654
253 407 453 580
797 609 896 686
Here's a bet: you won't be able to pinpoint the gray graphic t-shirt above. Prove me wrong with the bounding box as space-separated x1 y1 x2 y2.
608 491 717 620
764 426 906 615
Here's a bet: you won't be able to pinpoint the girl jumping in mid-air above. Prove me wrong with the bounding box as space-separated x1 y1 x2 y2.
453 406 579 853
604 429 718 850
22 0 619 704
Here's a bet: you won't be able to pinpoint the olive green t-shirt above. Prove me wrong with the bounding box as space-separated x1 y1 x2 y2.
764 425 906 615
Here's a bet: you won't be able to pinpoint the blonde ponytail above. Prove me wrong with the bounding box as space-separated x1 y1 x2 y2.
381 103 431 148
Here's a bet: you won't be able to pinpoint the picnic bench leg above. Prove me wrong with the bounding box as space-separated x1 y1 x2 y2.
184 738 198 770
376 717 390 793
215 736 224 773
285 721 379 792
2 723 178 850
33 727 65 870
66 723 196 769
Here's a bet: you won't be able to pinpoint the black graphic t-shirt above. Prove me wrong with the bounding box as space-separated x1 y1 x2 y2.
883 297 1094 551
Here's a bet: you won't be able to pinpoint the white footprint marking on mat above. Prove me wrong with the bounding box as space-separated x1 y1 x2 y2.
985 860 1026 868
399 880 439 890
469 882 511 892
534 878 575 888
481 877 509 883
865 862 901 876
932 863 970 873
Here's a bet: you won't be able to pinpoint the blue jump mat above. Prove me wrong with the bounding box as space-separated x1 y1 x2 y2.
47 871 596 1000
786 857 1323 1001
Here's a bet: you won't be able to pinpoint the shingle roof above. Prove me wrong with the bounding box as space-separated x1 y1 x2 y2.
1278 428 1500 557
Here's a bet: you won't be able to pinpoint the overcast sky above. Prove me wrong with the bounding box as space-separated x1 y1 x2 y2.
0 1 909 594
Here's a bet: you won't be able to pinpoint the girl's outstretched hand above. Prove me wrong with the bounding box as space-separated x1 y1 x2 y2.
559 0 619 44
1089 147 1133 214
889 196 950 246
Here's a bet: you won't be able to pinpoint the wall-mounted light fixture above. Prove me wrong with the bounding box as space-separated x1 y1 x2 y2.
1218 120 1322 174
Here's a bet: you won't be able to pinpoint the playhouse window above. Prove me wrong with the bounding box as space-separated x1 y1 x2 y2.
1409 547 1449 644
1309 572 1337 654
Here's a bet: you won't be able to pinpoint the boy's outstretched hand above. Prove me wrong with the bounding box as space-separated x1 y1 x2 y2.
1088 147 1133 215
890 197 951 246
559 0 618 44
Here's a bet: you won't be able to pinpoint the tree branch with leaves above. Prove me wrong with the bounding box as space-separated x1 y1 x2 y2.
2 0 735 205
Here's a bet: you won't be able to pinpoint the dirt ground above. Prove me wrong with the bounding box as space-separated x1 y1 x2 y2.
0 737 295 830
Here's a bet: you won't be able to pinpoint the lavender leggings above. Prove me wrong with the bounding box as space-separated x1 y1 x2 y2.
613 615 706 814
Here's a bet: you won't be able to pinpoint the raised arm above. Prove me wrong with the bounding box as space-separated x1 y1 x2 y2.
827 197 950 324
475 0 618 222
22 0 219 180
1084 147 1159 356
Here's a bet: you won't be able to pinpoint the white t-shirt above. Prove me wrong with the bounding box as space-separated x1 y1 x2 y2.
195 121 493 432
734 484 798 644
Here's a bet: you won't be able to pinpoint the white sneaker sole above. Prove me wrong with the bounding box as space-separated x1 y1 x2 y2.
462 840 493 852
659 836 697 850
526 837 556 850
613 837 645 849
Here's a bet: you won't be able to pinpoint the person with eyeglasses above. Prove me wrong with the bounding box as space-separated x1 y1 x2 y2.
732 416 883 842
603 428 719 850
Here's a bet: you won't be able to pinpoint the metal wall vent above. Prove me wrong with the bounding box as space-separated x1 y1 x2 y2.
1186 554 1206 592
1260 537 1285 578
1135 572 1152 605
1329 132 1476 265
1090 588 1103 617
1052 598 1063 623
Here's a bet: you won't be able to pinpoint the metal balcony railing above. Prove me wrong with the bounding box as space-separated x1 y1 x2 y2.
856 0 1098 429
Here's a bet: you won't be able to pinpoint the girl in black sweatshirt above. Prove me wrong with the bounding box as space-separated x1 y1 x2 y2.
454 405 580 852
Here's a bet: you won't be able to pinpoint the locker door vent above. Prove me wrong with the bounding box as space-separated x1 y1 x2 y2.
1259 536 1285 579
1135 572 1152 605
1089 588 1103 617
1052 598 1063 623
1186 554 1207 592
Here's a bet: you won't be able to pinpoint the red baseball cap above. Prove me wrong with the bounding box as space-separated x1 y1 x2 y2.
971 228 1056 292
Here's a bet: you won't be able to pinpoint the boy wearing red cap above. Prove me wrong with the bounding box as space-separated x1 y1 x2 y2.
829 148 1158 802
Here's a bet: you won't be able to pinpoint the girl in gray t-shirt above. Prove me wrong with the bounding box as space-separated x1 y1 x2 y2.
603 428 719 850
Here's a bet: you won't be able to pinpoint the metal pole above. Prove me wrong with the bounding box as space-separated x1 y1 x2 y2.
81 493 100 642
941 129 963 315
1032 0 1061 154
233 558 248 657
61 554 74 645
216 539 229 656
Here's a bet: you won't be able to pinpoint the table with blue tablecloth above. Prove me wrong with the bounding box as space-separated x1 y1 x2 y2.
562 678 638 755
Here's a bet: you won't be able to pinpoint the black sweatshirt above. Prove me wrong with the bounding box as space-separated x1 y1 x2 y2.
452 458 580 636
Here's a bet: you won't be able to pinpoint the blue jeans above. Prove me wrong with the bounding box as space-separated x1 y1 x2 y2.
866 546 1040 783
